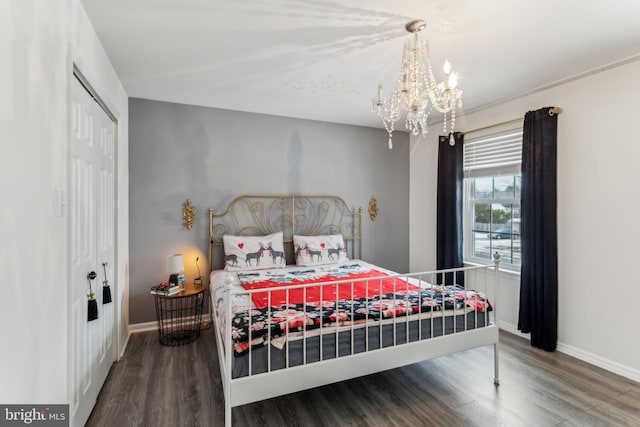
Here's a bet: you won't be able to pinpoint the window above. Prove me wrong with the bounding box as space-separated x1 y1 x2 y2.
463 128 523 269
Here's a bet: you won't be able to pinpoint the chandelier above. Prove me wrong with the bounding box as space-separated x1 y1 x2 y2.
372 19 463 149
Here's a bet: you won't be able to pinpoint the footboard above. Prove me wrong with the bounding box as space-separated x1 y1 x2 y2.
211 257 500 427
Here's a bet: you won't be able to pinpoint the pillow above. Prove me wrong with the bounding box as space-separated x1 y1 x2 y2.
293 234 348 266
223 232 286 271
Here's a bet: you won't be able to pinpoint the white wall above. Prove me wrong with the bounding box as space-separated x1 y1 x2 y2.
0 0 128 404
410 59 640 382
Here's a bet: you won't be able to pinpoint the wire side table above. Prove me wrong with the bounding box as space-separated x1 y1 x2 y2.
153 283 205 346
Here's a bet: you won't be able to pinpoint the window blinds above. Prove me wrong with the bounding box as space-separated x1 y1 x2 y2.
463 128 523 177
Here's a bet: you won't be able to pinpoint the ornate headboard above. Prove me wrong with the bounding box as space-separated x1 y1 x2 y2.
208 194 362 271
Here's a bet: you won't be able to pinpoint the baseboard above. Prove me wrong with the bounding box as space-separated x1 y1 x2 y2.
497 322 640 384
128 321 157 334
498 320 530 339
556 342 640 384
118 332 130 360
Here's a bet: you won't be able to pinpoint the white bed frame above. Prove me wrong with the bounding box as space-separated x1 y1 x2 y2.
208 195 500 427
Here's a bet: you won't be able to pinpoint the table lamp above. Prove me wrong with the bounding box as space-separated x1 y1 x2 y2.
194 256 203 285
167 254 184 288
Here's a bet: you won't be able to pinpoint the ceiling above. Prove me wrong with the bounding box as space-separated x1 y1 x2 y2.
81 0 640 131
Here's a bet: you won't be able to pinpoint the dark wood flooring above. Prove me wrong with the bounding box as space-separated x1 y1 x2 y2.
87 328 640 426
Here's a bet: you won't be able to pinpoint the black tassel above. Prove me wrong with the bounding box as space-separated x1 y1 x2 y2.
87 271 99 321
103 285 112 304
102 262 112 304
88 293 98 321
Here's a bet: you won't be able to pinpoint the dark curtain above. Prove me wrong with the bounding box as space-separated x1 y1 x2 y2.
518 107 558 351
436 132 464 285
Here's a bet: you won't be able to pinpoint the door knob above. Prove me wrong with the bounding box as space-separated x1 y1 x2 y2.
87 271 97 280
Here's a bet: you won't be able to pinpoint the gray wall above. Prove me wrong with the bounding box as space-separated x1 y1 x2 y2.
129 98 409 324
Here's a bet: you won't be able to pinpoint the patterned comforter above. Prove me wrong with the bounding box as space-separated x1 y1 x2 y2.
210 261 492 356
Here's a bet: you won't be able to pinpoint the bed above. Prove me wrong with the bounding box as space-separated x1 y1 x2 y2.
208 194 500 427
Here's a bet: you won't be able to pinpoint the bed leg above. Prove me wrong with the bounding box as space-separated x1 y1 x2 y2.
493 342 500 386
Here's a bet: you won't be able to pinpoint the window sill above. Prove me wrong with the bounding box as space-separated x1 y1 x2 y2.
464 259 521 280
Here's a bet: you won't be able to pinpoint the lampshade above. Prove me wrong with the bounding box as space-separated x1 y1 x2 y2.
166 254 184 273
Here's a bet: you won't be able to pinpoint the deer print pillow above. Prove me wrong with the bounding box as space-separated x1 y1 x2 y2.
293 234 349 266
223 232 286 271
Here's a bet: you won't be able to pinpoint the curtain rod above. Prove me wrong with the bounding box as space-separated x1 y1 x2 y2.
462 107 561 136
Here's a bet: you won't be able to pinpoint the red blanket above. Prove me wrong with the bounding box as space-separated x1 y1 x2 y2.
241 269 419 309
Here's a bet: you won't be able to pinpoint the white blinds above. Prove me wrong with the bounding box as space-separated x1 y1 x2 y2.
464 128 523 177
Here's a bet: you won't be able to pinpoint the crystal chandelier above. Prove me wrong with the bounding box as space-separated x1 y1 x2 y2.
372 19 463 149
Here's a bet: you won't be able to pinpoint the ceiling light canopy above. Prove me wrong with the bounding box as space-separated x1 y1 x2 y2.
372 19 463 149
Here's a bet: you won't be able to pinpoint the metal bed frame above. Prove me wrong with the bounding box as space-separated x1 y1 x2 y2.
208 194 500 427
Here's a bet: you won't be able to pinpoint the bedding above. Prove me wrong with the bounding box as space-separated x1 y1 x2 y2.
210 260 492 360
293 234 349 266
231 311 490 378
222 231 286 271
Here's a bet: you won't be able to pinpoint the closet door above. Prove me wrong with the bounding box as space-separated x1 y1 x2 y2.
69 74 116 427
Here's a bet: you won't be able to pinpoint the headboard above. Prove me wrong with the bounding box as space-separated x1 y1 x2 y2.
208 194 362 271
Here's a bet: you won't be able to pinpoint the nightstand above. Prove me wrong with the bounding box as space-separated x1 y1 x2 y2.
153 283 205 346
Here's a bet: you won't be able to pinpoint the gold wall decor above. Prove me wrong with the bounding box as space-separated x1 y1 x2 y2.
183 199 196 230
368 196 379 221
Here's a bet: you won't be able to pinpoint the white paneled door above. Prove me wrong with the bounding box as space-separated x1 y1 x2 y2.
69 74 116 427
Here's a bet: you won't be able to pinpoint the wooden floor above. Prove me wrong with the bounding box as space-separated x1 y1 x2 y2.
87 328 640 426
